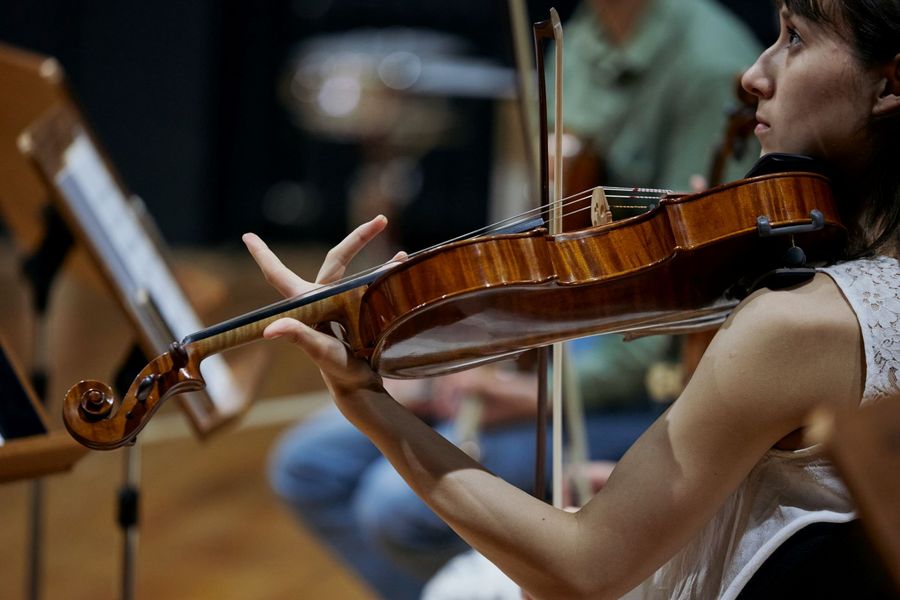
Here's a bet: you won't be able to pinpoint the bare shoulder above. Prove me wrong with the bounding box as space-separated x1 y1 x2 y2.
727 272 859 336
685 273 864 432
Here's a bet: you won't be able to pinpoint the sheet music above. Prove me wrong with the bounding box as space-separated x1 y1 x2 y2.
55 132 242 414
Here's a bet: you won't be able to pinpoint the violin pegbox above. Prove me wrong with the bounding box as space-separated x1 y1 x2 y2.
63 341 206 450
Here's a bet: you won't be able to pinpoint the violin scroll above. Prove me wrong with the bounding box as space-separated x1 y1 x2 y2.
63 342 206 450
71 380 116 422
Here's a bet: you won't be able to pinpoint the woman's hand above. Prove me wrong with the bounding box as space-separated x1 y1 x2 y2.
243 214 403 296
242 215 405 397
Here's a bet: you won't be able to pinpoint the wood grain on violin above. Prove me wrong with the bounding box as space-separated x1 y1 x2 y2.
64 170 844 449
363 172 840 374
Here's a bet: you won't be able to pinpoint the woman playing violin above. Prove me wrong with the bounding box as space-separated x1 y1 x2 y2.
244 1 900 597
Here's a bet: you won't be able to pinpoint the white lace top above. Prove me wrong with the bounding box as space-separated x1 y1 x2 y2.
824 256 900 403
625 255 900 600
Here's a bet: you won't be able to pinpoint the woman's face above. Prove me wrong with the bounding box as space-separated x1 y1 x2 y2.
741 4 883 172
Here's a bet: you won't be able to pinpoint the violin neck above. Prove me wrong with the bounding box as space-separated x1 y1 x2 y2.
178 214 549 363
182 271 376 359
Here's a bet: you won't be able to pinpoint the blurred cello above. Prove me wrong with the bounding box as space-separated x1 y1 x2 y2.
708 75 760 189
553 131 607 230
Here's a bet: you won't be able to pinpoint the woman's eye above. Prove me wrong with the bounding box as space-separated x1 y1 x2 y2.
786 26 802 47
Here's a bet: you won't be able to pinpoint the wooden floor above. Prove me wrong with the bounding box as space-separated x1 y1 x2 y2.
0 238 377 600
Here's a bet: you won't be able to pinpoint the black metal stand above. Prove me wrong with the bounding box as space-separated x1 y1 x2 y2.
112 344 147 600
20 206 73 600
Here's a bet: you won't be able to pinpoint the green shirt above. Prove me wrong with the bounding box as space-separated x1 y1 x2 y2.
570 334 676 410
553 0 762 191
552 0 762 408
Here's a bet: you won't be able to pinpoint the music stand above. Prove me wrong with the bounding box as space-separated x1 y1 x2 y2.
0 43 260 600
19 103 253 434
0 335 86 482
0 331 87 599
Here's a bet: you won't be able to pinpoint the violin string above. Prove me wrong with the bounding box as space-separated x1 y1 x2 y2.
413 184 669 248
308 188 668 294
343 187 662 275
297 185 671 296
405 186 668 253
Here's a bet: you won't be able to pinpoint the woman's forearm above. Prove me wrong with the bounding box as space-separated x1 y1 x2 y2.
332 384 598 599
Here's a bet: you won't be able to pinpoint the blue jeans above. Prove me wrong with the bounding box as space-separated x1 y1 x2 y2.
268 402 664 600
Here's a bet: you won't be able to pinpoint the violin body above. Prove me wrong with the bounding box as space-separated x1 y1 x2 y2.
362 171 841 376
64 169 843 449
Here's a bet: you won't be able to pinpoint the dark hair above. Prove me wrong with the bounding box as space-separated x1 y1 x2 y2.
780 0 900 257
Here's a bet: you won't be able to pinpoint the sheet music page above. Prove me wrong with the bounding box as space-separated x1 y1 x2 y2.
55 132 242 414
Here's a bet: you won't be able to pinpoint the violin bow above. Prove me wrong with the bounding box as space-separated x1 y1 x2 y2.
531 8 594 510
550 8 565 508
548 10 592 508
548 8 568 510
531 7 569 508
517 2 551 503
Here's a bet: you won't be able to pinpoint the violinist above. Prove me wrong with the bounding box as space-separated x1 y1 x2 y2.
263 1 760 598
245 0 900 598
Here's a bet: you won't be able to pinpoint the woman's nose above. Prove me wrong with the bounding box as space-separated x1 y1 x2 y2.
741 52 774 101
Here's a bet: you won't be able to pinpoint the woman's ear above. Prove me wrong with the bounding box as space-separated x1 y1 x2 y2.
873 53 900 117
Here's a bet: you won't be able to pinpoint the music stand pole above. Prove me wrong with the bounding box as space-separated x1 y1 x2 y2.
113 344 146 600
119 442 140 600
26 478 44 600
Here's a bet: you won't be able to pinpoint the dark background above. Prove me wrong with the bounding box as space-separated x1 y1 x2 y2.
0 1 777 246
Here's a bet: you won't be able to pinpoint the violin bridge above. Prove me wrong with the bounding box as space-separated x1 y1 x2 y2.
591 187 613 226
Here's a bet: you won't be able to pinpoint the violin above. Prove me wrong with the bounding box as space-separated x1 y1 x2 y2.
64 160 844 450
